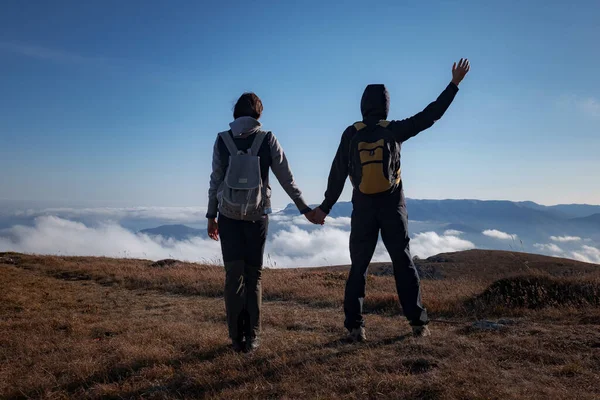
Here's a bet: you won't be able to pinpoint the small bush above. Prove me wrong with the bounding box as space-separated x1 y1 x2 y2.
469 275 600 312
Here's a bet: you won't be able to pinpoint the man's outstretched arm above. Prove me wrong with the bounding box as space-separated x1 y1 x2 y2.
315 130 352 221
388 58 470 142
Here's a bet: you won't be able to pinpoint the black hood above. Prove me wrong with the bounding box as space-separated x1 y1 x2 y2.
360 84 390 120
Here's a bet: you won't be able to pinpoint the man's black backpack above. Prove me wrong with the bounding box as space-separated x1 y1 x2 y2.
348 120 401 195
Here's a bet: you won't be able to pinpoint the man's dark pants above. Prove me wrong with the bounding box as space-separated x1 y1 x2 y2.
218 214 268 341
344 191 428 330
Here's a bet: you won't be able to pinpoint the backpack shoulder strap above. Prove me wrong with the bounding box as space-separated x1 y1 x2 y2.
219 130 239 155
249 131 268 156
353 122 367 131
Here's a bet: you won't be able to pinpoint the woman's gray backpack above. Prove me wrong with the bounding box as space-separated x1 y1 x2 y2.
217 131 267 221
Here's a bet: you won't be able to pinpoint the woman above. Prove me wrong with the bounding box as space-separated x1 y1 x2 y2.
206 92 317 352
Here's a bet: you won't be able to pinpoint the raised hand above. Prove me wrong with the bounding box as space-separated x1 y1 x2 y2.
207 218 219 241
451 58 470 86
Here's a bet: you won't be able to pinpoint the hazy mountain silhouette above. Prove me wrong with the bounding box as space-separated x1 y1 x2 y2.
139 224 205 240
571 213 600 226
516 202 600 218
284 199 587 230
403 199 560 231
441 222 480 234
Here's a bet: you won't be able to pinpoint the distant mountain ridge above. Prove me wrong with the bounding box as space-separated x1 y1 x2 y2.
571 213 600 225
282 199 600 229
516 202 600 219
139 224 205 240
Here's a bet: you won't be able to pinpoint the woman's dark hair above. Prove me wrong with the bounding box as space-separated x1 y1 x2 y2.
233 92 263 120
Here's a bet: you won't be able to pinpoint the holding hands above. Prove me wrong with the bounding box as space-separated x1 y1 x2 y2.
304 207 327 225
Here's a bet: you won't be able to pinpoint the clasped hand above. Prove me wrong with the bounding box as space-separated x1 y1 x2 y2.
304 207 327 225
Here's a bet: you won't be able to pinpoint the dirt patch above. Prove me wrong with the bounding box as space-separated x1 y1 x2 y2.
90 327 118 341
579 315 600 325
402 358 439 374
150 259 182 268
0 256 19 265
53 271 92 281
426 255 454 263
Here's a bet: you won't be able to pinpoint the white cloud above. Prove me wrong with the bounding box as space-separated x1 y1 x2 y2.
0 41 203 86
0 216 222 263
266 225 352 267
570 245 600 264
533 242 600 265
559 95 600 118
265 220 378 267
269 214 351 229
580 97 600 117
0 41 102 65
267 214 293 223
482 229 518 240
14 208 599 268
0 214 357 268
9 207 208 224
267 227 475 267
410 232 475 258
443 229 463 236
325 216 352 227
534 243 564 254
550 235 582 242
0 214 479 268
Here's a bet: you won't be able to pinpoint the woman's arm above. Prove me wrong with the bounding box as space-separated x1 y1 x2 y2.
268 133 310 214
206 136 225 219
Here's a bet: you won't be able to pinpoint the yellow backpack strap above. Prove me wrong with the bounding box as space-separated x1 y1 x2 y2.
353 122 367 131
377 120 390 128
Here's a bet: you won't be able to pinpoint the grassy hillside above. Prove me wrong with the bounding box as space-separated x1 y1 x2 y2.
1 251 599 399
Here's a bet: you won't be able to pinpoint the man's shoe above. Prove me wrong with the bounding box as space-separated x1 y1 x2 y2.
348 327 366 342
232 339 245 353
245 337 260 352
412 325 431 338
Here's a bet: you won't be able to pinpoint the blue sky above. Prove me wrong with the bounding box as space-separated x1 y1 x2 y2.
1 0 599 208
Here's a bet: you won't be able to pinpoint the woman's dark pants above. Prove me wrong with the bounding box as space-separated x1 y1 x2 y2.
218 214 268 341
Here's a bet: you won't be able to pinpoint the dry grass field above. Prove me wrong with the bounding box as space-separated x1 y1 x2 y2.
1 250 599 399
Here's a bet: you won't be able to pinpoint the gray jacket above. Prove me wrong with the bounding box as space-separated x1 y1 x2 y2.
206 117 309 219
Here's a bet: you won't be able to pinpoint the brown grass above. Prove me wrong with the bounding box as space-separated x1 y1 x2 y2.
1 251 600 399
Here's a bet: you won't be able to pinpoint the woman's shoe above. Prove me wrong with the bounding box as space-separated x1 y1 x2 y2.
412 325 431 338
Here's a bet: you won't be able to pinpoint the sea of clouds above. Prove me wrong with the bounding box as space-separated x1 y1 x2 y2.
1 207 598 267
0 207 475 267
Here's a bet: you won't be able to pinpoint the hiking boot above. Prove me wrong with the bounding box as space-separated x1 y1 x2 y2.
348 327 366 342
245 337 260 353
232 339 245 353
412 325 431 338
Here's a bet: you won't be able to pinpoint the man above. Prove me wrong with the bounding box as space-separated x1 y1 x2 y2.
312 59 470 341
